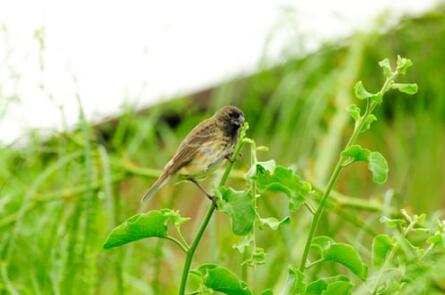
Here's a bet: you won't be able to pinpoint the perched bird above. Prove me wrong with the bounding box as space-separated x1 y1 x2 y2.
141 105 245 203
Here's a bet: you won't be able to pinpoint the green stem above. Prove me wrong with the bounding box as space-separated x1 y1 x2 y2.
298 72 399 274
178 128 248 294
178 204 216 295
298 102 374 272
298 160 343 272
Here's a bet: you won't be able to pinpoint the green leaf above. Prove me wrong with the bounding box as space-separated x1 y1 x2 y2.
306 279 327 295
217 187 255 236
368 152 388 184
378 58 393 77
346 104 360 121
321 281 352 295
262 290 274 295
341 146 388 184
360 115 377 133
311 236 335 256
306 276 351 295
324 243 368 280
391 83 418 95
341 145 370 164
396 55 413 75
253 164 312 211
103 209 188 249
198 264 251 295
259 216 291 230
354 81 374 100
372 234 394 267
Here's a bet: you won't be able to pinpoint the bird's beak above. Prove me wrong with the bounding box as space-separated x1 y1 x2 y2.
239 115 245 125
235 115 245 126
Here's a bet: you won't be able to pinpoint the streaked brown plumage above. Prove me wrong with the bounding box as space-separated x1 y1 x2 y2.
141 105 245 202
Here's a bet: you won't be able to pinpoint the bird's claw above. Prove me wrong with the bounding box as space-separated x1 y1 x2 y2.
225 152 242 164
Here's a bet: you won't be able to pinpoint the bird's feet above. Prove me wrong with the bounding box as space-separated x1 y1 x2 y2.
225 152 242 164
188 178 218 208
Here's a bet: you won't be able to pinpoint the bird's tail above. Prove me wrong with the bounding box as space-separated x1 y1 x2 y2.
141 172 169 203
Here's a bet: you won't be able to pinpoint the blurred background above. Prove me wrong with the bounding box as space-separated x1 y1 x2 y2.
1 1 445 294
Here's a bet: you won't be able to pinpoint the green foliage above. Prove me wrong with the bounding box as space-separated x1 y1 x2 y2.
217 187 255 236
197 264 252 295
103 209 188 249
341 145 388 184
311 236 367 280
250 162 312 211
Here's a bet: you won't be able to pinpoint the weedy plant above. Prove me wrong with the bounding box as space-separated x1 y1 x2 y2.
103 57 445 294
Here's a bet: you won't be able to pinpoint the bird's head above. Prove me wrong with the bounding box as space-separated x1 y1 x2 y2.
214 105 245 128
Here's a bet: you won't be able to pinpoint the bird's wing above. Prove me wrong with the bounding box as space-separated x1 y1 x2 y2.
165 118 219 174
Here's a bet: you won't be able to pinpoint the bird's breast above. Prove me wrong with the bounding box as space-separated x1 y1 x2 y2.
178 139 233 176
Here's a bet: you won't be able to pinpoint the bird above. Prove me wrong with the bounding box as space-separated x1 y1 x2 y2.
141 105 245 203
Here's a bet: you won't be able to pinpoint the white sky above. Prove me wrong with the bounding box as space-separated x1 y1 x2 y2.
0 0 441 144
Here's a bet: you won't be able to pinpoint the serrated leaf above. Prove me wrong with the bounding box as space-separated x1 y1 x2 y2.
324 243 368 280
103 209 187 249
321 281 352 295
360 115 377 133
259 216 291 230
368 152 388 184
253 164 311 211
396 56 413 75
346 104 360 121
378 58 393 77
217 187 255 236
198 264 251 295
392 83 418 95
372 234 394 267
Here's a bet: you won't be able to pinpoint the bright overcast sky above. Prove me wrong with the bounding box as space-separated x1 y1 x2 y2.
0 0 441 144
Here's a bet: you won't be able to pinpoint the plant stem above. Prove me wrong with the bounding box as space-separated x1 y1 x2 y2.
178 129 248 294
298 72 398 274
298 106 372 272
298 160 343 272
178 204 216 295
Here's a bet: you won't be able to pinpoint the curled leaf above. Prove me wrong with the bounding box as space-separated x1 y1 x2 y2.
103 209 188 249
217 187 255 236
346 104 361 121
396 55 413 75
198 264 252 295
341 145 388 184
252 163 312 211
324 243 368 280
391 83 418 95
360 115 377 133
378 58 393 77
259 216 291 231
368 152 388 184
